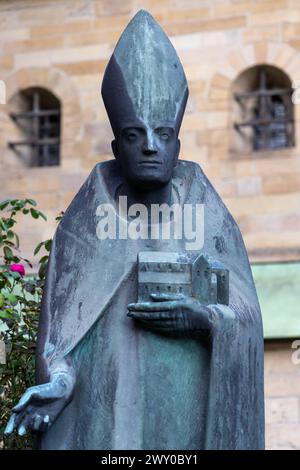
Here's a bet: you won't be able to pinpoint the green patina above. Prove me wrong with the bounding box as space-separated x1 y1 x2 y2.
251 262 300 339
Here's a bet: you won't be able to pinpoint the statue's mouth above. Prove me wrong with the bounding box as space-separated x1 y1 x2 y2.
139 161 162 165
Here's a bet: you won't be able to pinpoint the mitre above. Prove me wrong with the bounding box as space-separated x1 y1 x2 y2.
101 9 189 137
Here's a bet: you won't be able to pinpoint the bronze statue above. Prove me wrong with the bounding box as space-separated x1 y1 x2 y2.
5 10 264 449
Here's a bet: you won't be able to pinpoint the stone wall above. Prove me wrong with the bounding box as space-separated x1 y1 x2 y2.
0 0 299 265
265 341 300 449
0 0 299 450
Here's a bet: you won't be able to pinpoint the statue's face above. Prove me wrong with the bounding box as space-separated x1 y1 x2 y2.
112 122 180 190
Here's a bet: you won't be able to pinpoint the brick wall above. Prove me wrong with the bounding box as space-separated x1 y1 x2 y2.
0 0 299 449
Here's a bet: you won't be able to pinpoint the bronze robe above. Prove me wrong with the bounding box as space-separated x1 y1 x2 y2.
37 160 264 450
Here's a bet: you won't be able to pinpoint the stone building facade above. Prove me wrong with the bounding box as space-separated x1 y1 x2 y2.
0 0 299 449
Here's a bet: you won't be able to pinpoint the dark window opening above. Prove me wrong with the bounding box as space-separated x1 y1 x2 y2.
8 87 61 167
234 66 294 152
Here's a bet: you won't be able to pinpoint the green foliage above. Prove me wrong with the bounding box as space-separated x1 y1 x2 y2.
0 199 53 449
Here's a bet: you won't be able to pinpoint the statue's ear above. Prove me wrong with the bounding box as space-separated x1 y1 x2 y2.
174 139 180 166
111 140 118 160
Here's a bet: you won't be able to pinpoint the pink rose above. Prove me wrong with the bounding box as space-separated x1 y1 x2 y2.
9 263 25 277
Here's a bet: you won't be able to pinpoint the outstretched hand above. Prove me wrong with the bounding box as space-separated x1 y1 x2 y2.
127 293 216 335
4 372 74 436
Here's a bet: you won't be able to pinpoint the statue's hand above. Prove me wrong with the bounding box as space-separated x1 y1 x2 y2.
4 371 75 436
127 293 233 335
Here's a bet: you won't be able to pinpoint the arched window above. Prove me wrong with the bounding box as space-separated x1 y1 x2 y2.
232 65 294 154
8 87 61 167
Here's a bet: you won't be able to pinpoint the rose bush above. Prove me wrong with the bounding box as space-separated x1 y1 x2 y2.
0 198 58 449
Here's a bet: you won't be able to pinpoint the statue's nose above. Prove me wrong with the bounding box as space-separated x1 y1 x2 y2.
142 133 158 155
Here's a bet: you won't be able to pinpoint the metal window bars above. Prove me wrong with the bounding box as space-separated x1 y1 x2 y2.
8 90 61 167
234 67 294 151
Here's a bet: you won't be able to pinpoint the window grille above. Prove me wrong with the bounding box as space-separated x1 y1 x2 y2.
234 67 294 151
8 88 61 167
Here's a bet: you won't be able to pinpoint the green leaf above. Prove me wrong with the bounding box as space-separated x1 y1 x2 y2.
30 208 39 219
26 199 37 207
3 240 14 247
14 232 20 249
45 240 52 252
22 208 29 214
0 218 9 231
4 293 18 305
34 241 44 256
39 255 49 265
6 218 15 228
38 211 47 221
6 230 14 239
0 199 11 210
38 262 46 279
9 271 21 280
3 246 13 259
0 310 13 319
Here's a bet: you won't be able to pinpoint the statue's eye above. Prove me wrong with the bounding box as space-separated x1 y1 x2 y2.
127 132 137 141
157 129 171 140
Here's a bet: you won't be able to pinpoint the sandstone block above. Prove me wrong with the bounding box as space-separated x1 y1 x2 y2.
163 16 246 37
263 173 300 194
224 193 300 216
283 22 300 40
237 176 262 196
265 397 299 424
30 21 94 39
95 0 133 17
266 423 300 450
243 24 279 43
254 42 268 63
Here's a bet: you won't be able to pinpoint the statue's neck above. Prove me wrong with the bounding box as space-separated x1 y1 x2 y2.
117 179 173 209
